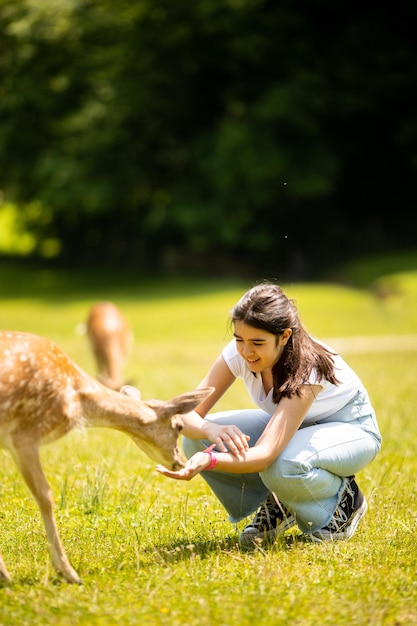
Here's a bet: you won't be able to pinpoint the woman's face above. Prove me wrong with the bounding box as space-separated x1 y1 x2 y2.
233 320 291 373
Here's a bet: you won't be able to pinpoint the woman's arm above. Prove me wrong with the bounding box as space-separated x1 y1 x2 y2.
157 384 322 480
180 354 250 455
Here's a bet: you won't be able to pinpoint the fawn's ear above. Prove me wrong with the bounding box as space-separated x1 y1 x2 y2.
120 385 141 401
163 387 215 414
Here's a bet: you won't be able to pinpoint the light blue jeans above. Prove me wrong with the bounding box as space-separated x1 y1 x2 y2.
182 391 382 533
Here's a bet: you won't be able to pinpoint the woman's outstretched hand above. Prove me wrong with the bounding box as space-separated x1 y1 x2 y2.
156 451 212 481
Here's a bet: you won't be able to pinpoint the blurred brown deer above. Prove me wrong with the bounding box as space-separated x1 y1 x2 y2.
86 301 133 390
0 330 213 584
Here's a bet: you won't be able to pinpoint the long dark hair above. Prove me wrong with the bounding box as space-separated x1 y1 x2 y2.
231 282 339 402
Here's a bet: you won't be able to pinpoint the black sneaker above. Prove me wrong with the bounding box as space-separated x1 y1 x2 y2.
239 492 296 544
311 476 367 542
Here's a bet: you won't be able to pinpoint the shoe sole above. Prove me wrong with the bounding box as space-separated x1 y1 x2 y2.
310 496 368 543
239 515 296 544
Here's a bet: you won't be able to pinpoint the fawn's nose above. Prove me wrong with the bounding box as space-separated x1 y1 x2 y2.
172 449 186 470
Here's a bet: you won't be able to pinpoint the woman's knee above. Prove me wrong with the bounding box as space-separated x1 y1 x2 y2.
260 455 311 496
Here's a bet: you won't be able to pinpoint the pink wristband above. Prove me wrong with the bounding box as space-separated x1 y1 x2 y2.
203 444 217 470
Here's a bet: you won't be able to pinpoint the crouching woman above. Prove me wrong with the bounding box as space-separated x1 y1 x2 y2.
157 282 382 543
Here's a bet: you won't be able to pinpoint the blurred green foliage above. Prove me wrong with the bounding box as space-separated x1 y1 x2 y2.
0 0 416 277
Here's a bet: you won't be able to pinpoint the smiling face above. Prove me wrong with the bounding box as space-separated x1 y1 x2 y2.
233 320 292 374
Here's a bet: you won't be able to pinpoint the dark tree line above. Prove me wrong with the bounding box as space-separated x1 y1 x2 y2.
1 0 416 278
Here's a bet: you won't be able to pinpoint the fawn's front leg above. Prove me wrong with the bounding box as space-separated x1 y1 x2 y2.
11 443 82 584
0 553 12 585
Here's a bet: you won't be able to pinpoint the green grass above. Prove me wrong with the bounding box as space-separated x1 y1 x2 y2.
1 262 417 625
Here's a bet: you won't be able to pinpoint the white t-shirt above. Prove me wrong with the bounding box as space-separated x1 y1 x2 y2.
222 338 372 425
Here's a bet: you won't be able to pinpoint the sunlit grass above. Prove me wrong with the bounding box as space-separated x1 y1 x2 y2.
0 263 417 624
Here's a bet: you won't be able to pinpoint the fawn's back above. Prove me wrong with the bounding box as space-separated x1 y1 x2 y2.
0 331 91 446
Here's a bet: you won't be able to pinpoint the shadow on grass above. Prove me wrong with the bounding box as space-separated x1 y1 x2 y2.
0 261 247 302
138 528 309 566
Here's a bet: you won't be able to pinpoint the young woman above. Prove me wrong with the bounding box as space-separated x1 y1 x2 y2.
157 282 382 543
